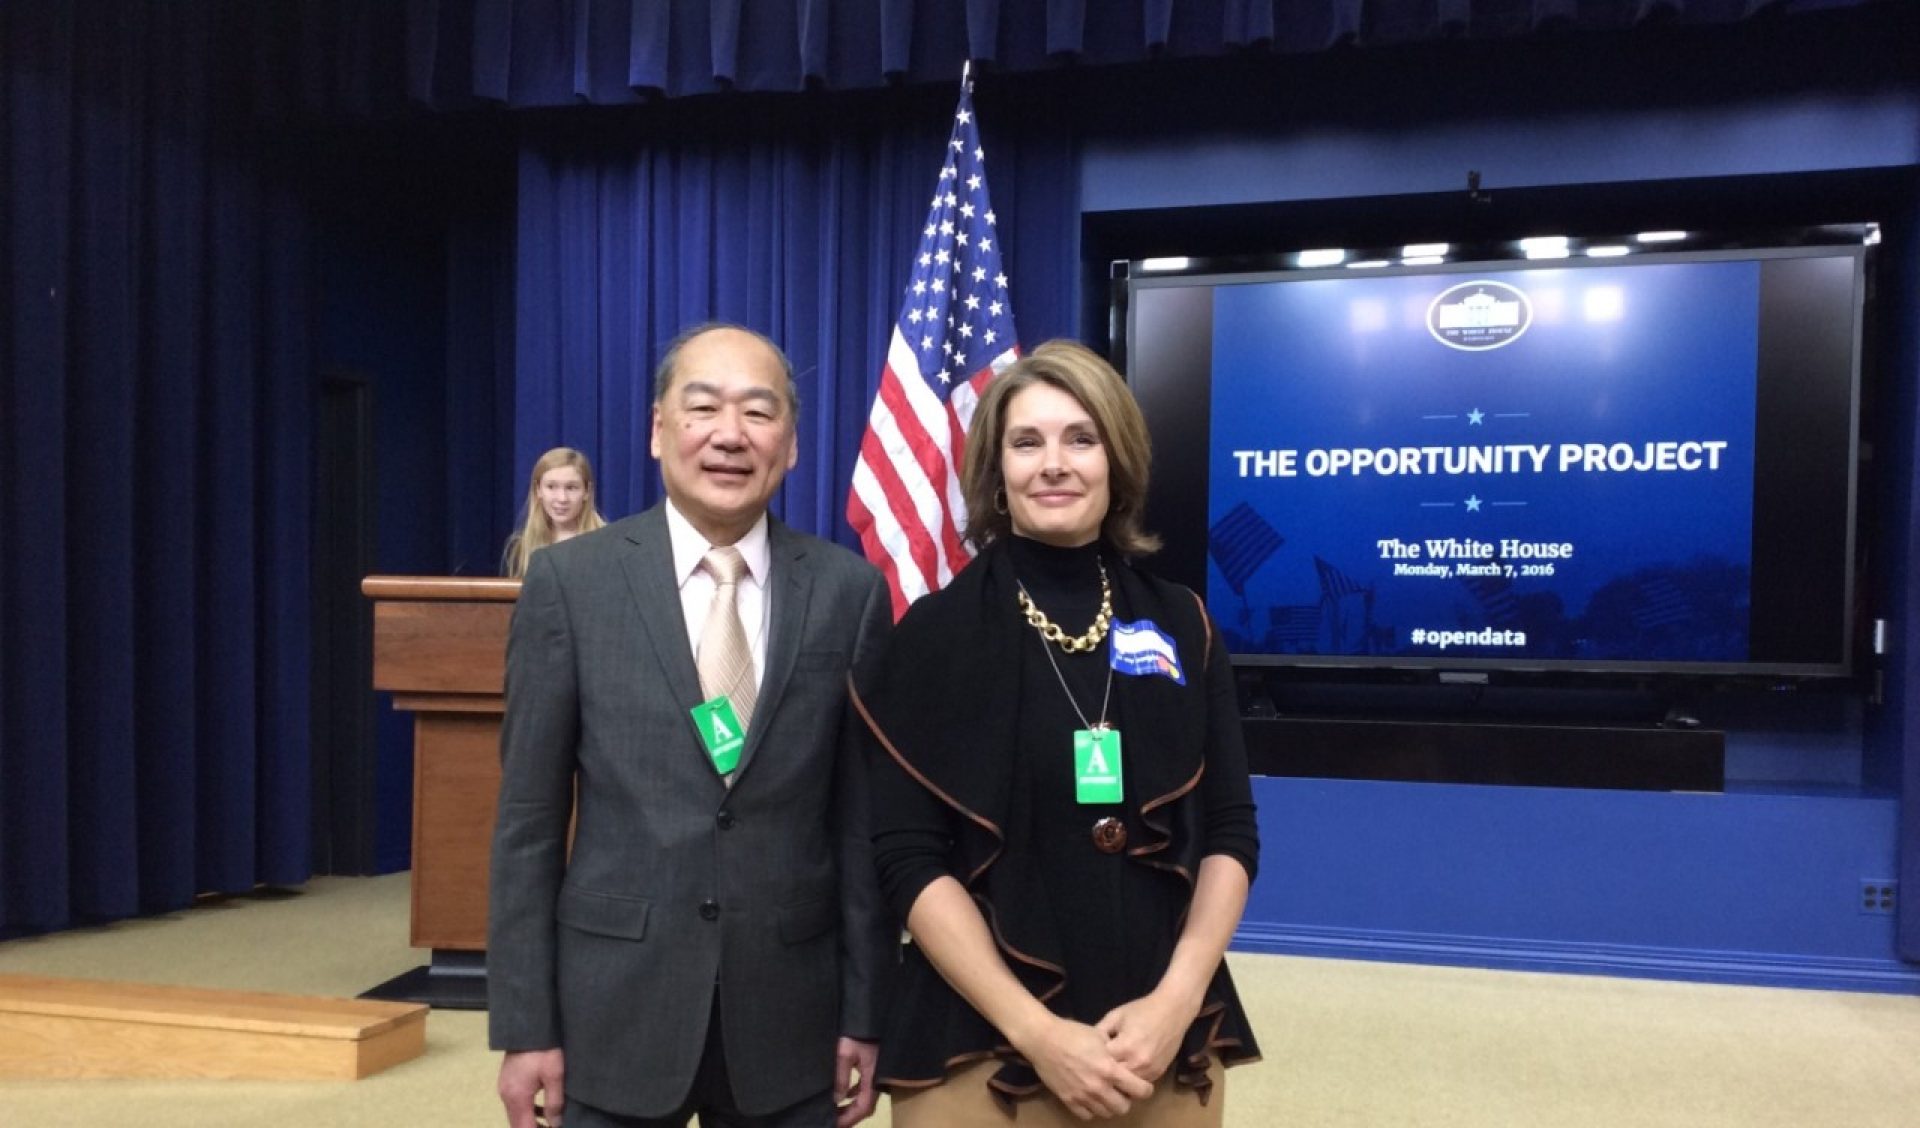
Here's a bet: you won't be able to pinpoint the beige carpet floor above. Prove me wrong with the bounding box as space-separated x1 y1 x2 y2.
3 874 1919 1126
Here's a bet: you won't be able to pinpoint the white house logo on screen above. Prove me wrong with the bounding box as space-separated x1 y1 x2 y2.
1427 280 1533 351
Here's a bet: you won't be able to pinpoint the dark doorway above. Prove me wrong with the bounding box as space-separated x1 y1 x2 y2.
311 371 378 874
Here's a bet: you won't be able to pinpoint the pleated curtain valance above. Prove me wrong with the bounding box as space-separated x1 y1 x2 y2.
238 0 1886 118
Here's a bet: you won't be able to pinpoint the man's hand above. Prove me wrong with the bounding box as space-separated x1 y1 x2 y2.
499 1048 566 1128
834 1036 880 1127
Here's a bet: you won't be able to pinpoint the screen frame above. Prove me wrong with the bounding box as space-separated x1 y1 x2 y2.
1116 229 1872 681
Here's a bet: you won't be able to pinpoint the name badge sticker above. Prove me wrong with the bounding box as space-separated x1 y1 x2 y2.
1109 620 1185 684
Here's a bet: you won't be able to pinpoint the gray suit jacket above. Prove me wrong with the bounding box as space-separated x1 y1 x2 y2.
487 504 892 1117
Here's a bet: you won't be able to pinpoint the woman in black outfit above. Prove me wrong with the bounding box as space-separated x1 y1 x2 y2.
854 340 1261 1126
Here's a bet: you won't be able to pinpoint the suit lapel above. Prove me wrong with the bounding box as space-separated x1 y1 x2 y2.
618 507 707 735
733 519 812 783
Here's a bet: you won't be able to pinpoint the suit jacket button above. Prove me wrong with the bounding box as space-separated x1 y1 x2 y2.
699 899 720 921
716 810 736 830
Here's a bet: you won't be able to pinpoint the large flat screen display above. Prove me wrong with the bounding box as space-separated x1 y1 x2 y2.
1124 241 1866 677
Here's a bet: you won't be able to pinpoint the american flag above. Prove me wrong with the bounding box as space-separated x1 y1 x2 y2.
1631 574 1694 632
847 74 1020 619
1459 569 1523 628
1267 605 1324 650
1208 502 1284 597
1313 555 1368 602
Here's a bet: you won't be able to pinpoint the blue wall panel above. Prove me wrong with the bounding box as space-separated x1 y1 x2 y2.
1083 92 1920 214
1240 777 1917 993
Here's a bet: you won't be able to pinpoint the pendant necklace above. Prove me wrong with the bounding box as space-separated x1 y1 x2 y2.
1017 558 1125 809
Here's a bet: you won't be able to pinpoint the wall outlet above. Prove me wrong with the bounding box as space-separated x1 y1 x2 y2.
1860 879 1897 915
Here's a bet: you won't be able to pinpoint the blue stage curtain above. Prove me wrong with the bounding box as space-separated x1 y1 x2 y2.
239 0 1885 115
510 94 1078 542
1 2 314 934
61 0 1863 125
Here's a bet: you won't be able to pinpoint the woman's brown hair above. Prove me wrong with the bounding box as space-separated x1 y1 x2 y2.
960 340 1160 556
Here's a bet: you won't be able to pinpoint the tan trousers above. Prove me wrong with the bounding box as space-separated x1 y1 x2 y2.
889 1057 1225 1128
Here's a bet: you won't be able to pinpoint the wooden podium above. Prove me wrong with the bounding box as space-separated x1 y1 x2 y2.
359 576 520 1008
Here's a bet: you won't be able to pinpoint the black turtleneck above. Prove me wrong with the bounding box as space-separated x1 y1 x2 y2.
1007 535 1178 1017
1006 534 1104 629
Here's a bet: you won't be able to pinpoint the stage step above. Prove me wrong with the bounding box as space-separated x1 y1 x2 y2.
0 973 429 1080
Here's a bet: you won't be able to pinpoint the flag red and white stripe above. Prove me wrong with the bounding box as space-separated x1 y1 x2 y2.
848 74 1020 619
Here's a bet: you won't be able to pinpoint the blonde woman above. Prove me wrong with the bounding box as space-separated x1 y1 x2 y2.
502 447 607 578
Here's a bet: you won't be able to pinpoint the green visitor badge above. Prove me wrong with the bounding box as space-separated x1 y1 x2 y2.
1074 726 1124 805
690 696 746 775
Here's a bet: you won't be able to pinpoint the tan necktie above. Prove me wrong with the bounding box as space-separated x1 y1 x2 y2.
696 546 757 734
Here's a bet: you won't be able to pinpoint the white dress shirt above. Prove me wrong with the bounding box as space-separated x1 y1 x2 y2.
665 500 771 687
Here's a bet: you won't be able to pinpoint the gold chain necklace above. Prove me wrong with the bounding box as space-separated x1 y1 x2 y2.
1016 560 1113 654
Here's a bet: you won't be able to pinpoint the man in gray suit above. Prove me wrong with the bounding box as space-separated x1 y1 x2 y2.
489 324 891 1128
